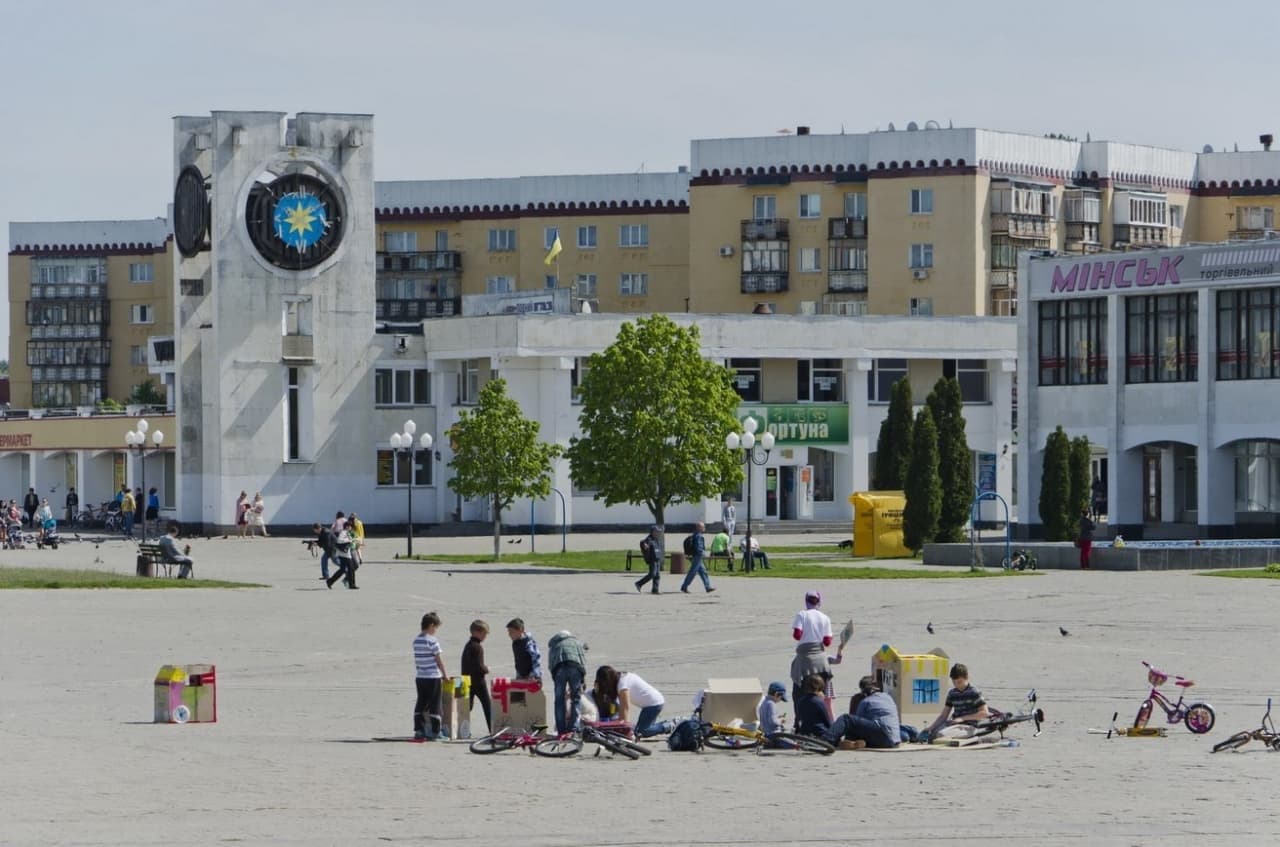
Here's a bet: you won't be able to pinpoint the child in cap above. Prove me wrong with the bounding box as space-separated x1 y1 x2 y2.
758 681 789 738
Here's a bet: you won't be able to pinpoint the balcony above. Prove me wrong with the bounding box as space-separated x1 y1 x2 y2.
741 272 789 294
376 297 462 320
282 334 314 362
26 298 110 327
827 217 868 239
1113 225 1167 249
991 213 1052 240
989 269 1016 290
1065 222 1101 250
377 251 463 272
822 293 868 316
741 218 790 240
990 290 1016 317
1229 229 1276 241
828 270 868 293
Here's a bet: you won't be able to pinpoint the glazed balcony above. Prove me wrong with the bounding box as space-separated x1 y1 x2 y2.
828 270 868 293
376 297 462 320
740 272 789 294
377 251 463 272
827 217 868 239
741 218 790 240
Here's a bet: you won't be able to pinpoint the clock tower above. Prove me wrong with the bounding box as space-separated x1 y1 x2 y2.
171 111 375 531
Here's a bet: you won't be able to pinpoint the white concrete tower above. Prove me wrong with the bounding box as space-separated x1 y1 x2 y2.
172 111 376 530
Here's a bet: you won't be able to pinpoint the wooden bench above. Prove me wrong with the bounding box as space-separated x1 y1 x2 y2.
136 542 191 579
707 550 736 572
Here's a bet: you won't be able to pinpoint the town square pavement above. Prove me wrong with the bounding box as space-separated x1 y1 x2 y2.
2 530 1278 846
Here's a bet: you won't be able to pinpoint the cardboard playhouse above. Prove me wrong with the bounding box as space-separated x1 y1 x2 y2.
849 492 912 558
870 645 949 726
439 676 472 740
153 664 217 724
490 677 547 731
699 678 763 726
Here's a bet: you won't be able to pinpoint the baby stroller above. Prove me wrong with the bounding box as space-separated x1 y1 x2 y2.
5 519 25 550
37 518 59 550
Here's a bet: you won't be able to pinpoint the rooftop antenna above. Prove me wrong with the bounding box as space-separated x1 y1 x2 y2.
948 119 953 129
1086 132 1091 142
1234 143 1240 152
1203 144 1214 154
887 122 896 131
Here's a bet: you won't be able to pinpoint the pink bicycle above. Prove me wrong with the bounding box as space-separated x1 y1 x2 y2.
1133 661 1215 734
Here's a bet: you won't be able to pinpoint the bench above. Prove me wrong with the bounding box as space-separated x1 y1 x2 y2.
624 550 672 572
707 550 736 572
136 542 191 579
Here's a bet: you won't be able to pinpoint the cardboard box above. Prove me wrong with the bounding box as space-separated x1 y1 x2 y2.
700 678 762 725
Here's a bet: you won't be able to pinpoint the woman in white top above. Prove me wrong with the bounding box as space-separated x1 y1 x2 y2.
593 665 673 737
789 590 833 707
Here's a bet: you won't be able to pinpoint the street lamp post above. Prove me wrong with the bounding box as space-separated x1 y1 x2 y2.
725 417 774 573
124 418 164 540
390 419 433 558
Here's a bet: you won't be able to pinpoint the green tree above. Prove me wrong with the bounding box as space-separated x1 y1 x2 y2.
873 378 914 490
129 378 166 406
927 377 973 543
1039 426 1073 540
902 406 941 554
566 314 742 526
447 378 564 559
1069 435 1092 519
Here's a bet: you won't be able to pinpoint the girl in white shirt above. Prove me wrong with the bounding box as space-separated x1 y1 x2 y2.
593 665 673 737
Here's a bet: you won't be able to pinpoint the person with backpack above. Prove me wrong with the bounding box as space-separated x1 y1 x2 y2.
633 525 663 595
679 521 715 594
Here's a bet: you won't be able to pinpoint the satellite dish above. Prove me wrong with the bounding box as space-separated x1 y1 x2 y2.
1203 144 1214 154
925 120 940 130
887 122 896 131
907 121 919 131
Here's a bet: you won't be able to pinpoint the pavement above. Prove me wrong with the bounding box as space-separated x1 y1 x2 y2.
3 531 1279 846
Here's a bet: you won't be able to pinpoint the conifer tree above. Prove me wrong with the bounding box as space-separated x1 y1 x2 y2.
1039 426 1073 541
902 406 941 554
927 377 973 543
873 378 913 490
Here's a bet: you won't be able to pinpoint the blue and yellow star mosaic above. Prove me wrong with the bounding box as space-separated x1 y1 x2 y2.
272 192 328 251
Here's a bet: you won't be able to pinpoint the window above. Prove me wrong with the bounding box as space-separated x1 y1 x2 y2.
384 231 417 252
486 276 514 294
619 273 648 296
868 358 907 402
130 345 147 366
577 225 597 249
797 358 843 402
34 258 106 285
910 244 934 269
799 194 821 218
913 678 941 705
810 448 834 502
435 230 449 250
729 358 762 402
376 448 432 487
487 229 516 251
1218 287 1280 380
830 245 867 271
544 227 559 249
1127 195 1167 226
1125 293 1198 383
1064 190 1102 223
571 357 590 404
753 195 776 220
1038 298 1109 386
1235 440 1280 512
742 243 788 272
943 360 990 402
909 297 933 317
619 224 648 247
375 367 430 406
286 367 301 461
282 298 312 336
1169 205 1184 229
130 304 154 324
575 274 598 297
459 359 480 404
544 274 558 289
1236 206 1275 231
843 192 867 219
799 248 821 273
910 188 934 215
129 262 153 282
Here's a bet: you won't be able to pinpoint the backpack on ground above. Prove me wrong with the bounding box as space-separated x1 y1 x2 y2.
666 719 706 752
682 534 696 557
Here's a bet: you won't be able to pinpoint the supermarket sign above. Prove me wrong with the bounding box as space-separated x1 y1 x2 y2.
737 404 847 446
1028 242 1280 300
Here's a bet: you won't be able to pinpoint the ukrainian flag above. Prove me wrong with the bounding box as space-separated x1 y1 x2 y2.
544 235 563 266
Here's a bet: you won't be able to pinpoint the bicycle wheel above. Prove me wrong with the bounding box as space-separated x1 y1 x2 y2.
533 735 583 758
770 732 836 755
469 733 517 754
587 729 642 759
704 729 761 750
1211 732 1252 753
1133 700 1153 730
1184 703 1215 734
604 734 652 756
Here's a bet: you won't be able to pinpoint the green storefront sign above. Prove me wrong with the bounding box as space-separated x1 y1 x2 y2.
738 404 848 446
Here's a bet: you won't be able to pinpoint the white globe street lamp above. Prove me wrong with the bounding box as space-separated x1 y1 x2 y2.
725 417 774 573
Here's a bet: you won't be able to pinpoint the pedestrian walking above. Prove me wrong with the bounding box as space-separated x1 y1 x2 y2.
634 524 664 594
680 521 715 594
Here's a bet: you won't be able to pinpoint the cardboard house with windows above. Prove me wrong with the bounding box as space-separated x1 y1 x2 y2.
871 644 950 725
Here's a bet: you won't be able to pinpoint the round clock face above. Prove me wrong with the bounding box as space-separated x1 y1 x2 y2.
173 165 209 258
244 167 344 270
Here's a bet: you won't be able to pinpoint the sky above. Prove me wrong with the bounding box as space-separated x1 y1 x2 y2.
2 0 1278 357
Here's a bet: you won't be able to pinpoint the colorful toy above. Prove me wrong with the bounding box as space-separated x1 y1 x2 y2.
1133 661 1214 734
490 677 546 732
153 664 217 724
871 644 949 726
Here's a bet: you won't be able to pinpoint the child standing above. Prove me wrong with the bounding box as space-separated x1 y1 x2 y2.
413 612 448 741
460 620 493 734
507 618 542 682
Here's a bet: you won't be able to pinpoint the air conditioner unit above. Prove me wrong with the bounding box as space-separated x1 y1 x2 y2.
911 269 930 281
719 245 735 257
394 335 409 354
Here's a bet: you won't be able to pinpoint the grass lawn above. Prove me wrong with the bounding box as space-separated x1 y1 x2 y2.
1201 565 1280 579
397 550 1032 579
0 567 265 590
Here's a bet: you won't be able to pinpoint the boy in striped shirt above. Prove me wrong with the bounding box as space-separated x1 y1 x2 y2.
413 612 448 741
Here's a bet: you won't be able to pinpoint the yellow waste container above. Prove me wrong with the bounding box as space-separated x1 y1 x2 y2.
849 492 912 558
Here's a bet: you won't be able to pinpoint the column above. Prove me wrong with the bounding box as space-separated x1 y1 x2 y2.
991 358 1016 521
848 359 871 500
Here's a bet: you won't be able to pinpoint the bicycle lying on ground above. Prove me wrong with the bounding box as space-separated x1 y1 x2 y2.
1133 661 1215 734
1001 549 1037 571
1212 698 1280 753
701 721 835 755
533 721 652 760
920 690 1044 743
469 726 564 756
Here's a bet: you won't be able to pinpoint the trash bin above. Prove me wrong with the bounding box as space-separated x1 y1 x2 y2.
669 552 687 575
136 554 154 578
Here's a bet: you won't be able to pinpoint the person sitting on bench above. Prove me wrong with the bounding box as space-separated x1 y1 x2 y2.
157 523 194 579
